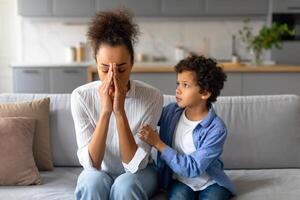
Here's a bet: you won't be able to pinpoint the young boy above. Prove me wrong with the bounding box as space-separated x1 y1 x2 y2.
138 56 235 200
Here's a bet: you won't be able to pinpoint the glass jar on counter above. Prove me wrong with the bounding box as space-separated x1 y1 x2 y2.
76 42 85 62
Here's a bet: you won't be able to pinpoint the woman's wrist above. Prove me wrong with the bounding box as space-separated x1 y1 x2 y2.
100 110 112 118
113 108 126 116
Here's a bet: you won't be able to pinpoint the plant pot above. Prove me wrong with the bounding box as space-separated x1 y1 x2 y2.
250 48 263 66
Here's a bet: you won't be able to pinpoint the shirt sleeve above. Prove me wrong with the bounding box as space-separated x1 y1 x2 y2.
160 128 227 178
122 90 163 173
71 89 98 170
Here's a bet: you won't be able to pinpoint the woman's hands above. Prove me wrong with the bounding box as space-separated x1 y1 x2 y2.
112 63 127 115
98 63 127 115
138 124 166 152
98 64 114 115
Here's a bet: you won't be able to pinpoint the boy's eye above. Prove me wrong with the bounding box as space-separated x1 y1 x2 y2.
184 83 190 88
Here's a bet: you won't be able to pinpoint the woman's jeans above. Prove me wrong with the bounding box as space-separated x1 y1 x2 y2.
168 180 232 200
74 164 157 200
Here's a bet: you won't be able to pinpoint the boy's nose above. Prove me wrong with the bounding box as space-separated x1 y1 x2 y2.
176 87 181 95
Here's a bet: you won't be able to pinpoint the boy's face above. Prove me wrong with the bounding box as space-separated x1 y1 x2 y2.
175 71 211 108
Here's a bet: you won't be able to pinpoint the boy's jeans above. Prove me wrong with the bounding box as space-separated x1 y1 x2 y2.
74 164 157 200
168 180 232 200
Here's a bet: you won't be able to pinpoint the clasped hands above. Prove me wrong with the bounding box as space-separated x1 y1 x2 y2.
98 63 127 115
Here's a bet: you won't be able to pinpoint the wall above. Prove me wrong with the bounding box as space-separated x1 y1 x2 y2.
21 18 265 64
0 0 21 92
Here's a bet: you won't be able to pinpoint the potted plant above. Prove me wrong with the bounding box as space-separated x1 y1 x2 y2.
239 19 295 66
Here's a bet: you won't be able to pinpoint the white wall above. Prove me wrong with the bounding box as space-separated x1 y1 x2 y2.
21 18 265 64
0 0 21 93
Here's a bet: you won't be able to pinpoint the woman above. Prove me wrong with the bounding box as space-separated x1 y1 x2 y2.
71 9 163 200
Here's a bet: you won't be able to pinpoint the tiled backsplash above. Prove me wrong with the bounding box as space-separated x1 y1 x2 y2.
22 18 265 63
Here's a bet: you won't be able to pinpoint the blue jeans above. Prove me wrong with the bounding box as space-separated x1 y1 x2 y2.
168 180 232 200
75 165 158 200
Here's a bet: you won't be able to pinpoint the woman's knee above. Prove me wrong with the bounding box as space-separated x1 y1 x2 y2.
110 172 147 200
75 169 113 199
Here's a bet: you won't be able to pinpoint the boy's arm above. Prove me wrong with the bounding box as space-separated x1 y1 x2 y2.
160 128 227 178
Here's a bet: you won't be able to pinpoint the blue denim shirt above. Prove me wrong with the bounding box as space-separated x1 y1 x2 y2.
156 102 236 195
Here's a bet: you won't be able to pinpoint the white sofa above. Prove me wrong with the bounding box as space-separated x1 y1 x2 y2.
0 93 300 200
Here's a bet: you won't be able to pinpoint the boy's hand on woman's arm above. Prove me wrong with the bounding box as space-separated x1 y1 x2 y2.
138 124 166 152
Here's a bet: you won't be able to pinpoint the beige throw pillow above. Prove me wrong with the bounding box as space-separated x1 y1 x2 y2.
0 117 42 185
0 98 53 171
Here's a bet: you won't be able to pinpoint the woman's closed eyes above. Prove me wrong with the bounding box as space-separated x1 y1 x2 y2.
99 63 127 73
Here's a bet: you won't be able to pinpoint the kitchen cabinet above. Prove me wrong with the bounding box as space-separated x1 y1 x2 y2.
18 0 95 17
52 0 95 17
273 0 300 13
131 73 176 95
49 68 87 93
161 0 205 16
18 0 271 18
13 68 50 93
130 72 300 96
96 0 161 16
18 0 52 17
13 67 87 94
222 73 243 96
87 65 300 96
242 73 300 95
205 0 269 16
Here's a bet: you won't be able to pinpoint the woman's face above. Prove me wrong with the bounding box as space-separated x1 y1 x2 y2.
96 44 132 87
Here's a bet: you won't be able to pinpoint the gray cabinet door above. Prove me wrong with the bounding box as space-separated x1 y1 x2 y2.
243 73 300 96
221 73 243 96
49 68 87 93
273 0 300 13
13 68 50 93
205 0 269 15
131 73 176 95
18 0 52 17
161 0 205 16
96 0 161 16
52 0 95 17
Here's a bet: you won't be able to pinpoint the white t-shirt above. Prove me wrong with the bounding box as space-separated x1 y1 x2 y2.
71 80 163 175
172 109 216 191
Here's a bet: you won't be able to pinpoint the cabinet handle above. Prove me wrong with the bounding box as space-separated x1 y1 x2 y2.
288 7 300 10
63 69 79 74
23 69 39 74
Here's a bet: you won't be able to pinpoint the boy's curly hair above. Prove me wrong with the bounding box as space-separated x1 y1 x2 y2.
87 9 139 63
175 55 227 105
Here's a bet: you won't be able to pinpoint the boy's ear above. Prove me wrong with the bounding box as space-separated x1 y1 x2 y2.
201 90 212 100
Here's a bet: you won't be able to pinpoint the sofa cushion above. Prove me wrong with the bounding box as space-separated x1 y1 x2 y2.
0 94 79 167
163 95 300 169
0 97 53 170
227 169 300 199
0 117 41 186
0 167 81 200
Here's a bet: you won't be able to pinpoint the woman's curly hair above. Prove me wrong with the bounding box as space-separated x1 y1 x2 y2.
87 9 139 63
175 55 227 105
